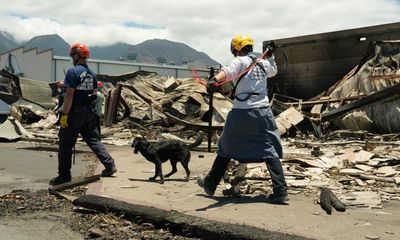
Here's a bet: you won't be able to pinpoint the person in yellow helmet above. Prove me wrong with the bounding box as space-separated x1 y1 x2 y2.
197 35 288 203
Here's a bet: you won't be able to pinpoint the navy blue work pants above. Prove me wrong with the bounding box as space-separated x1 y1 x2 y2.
207 155 287 196
58 106 114 177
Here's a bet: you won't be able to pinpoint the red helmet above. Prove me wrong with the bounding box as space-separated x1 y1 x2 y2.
97 81 103 88
69 43 90 59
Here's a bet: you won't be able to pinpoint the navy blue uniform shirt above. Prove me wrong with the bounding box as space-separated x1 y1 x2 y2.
64 64 97 106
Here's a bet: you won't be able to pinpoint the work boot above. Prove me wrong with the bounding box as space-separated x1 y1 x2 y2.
197 155 231 196
222 185 241 196
49 175 71 186
102 165 117 177
197 175 217 196
266 193 289 204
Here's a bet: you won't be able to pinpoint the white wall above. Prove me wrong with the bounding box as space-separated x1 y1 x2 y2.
53 56 210 82
0 49 211 83
98 63 140 75
0 47 52 81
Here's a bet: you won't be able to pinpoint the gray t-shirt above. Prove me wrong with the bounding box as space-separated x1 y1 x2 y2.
94 91 105 117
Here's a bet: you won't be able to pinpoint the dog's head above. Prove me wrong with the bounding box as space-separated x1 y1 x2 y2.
131 137 149 154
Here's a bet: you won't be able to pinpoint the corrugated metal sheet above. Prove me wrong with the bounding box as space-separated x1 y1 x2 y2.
19 77 53 108
323 41 400 133
0 117 31 141
0 99 10 115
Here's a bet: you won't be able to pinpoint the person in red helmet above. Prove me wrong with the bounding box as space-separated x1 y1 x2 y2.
50 43 117 185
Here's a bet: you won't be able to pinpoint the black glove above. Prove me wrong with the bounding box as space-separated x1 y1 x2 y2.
265 40 277 56
207 77 218 86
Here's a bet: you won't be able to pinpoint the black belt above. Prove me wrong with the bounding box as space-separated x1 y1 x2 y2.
235 92 262 102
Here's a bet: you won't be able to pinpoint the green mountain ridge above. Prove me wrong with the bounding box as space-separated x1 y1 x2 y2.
0 32 219 67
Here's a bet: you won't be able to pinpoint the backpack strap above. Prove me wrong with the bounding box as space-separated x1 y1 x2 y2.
232 55 267 102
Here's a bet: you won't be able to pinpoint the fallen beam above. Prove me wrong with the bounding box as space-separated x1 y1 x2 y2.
48 190 78 202
164 112 224 130
321 84 400 121
73 195 307 240
357 174 398 184
293 140 400 147
48 174 101 192
282 95 367 107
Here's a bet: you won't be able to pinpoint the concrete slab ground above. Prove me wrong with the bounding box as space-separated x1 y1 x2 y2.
0 142 88 195
0 142 91 240
88 145 400 240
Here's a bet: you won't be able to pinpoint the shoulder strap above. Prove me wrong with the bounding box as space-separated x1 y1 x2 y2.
231 70 247 98
231 55 267 98
257 62 267 75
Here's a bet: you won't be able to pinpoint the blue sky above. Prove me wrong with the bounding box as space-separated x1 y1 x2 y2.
0 0 399 64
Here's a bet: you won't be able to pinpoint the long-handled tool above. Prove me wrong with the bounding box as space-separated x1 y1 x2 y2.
207 67 215 152
73 145 76 165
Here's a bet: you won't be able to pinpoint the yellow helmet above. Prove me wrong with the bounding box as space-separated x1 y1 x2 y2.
230 35 255 54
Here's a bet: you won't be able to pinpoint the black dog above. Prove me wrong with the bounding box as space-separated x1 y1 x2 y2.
132 133 202 184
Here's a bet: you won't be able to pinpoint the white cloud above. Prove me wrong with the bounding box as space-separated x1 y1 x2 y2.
0 0 399 65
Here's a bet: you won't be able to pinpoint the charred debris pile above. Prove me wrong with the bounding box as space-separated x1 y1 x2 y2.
0 41 399 143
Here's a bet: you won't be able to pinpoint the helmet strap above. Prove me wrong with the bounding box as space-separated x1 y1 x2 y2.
71 53 85 66
232 49 239 57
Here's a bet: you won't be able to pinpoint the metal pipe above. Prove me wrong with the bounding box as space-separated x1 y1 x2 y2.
207 67 215 152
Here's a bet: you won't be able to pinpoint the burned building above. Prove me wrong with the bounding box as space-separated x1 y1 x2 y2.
266 22 400 99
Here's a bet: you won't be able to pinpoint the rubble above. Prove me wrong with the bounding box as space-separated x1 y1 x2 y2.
223 138 400 209
270 41 400 136
5 70 235 147
0 40 399 213
0 116 32 141
0 65 398 212
97 70 234 131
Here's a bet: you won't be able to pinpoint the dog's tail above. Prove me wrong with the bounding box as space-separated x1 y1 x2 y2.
187 132 203 149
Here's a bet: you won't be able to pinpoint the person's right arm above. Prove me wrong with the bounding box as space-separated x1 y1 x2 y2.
62 69 77 115
263 55 278 78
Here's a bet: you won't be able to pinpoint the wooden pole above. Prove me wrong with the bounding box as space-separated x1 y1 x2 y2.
48 174 101 192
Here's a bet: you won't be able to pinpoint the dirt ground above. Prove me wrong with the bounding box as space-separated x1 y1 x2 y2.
0 190 201 240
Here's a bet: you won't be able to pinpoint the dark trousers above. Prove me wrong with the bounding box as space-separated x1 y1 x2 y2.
206 155 287 196
58 106 114 177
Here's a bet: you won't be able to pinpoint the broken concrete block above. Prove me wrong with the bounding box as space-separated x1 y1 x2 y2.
289 179 310 188
394 177 400 184
339 169 364 176
87 227 105 238
340 150 374 163
275 107 304 135
374 166 397 177
354 164 373 172
164 76 179 93
340 191 382 208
